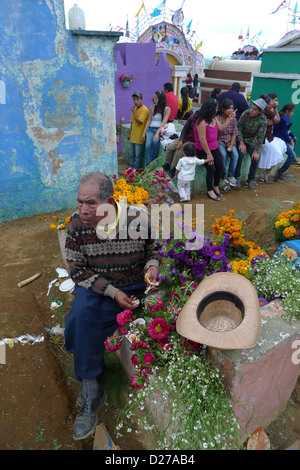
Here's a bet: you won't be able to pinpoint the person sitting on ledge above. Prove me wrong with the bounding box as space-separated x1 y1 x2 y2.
235 98 267 189
64 172 161 441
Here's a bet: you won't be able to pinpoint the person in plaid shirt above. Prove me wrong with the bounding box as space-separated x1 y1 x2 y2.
216 99 239 187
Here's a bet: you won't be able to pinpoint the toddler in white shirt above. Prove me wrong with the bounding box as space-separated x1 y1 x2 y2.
175 143 213 202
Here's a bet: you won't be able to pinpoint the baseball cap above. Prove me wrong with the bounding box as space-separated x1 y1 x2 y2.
253 98 267 111
132 91 143 98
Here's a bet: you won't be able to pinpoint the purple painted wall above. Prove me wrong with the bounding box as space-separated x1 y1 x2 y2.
114 43 171 152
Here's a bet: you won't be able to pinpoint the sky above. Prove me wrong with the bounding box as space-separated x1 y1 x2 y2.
64 0 299 58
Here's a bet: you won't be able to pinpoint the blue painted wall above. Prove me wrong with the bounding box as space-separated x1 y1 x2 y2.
0 0 121 222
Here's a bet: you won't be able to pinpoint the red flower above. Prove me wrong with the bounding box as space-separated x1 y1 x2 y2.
130 339 150 351
143 352 156 365
146 296 164 312
131 370 150 389
117 309 133 326
104 335 122 352
157 337 173 351
131 354 139 368
148 317 170 340
118 324 130 335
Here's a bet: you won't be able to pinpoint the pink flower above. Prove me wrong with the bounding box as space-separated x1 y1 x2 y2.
131 354 139 368
118 324 131 335
116 309 133 326
143 352 156 365
148 317 170 340
130 339 150 351
146 296 164 312
105 335 122 352
131 371 150 389
171 291 180 299
157 337 173 351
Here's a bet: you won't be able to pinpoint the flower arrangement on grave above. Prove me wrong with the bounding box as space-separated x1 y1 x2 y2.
49 215 71 231
105 226 241 450
113 177 148 205
274 202 300 241
211 209 268 278
126 163 178 206
119 73 134 83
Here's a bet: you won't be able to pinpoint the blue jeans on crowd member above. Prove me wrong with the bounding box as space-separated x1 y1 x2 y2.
145 127 160 166
278 142 296 174
129 142 145 170
64 282 146 381
235 143 259 182
218 142 239 179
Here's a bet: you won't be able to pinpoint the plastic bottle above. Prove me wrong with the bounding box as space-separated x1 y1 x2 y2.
68 4 86 30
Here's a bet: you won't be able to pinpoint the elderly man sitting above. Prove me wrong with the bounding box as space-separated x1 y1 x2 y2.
64 172 161 440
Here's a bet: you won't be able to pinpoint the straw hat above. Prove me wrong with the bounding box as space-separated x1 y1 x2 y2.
176 272 261 350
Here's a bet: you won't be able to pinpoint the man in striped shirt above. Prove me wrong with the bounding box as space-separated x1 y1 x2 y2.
64 172 161 440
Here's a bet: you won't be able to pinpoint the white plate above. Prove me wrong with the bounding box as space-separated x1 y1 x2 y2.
59 279 75 292
56 267 69 278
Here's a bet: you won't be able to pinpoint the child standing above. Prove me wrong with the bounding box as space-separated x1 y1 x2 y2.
175 142 213 202
273 103 297 182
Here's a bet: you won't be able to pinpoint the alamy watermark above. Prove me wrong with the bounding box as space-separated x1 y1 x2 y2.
95 200 204 250
0 341 6 365
291 340 300 365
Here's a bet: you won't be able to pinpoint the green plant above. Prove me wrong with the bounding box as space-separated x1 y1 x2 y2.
248 256 300 321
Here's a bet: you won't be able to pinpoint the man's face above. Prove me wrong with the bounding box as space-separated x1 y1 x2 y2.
133 96 143 108
250 104 262 118
77 182 103 228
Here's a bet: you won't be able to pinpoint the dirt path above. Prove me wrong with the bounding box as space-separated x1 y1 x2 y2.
0 162 300 450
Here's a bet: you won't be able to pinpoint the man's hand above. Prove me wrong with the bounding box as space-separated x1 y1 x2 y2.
239 142 246 154
176 140 183 150
145 265 160 284
114 290 140 310
251 150 259 161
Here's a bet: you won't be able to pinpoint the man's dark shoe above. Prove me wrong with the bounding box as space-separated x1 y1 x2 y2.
163 163 170 171
275 171 284 183
247 180 255 189
73 388 106 440
169 167 176 178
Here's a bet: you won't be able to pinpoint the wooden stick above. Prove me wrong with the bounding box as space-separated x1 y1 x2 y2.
17 272 41 288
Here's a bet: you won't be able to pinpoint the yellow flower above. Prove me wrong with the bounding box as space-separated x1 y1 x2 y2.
49 223 57 230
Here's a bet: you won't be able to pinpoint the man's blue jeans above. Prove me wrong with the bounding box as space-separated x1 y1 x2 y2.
218 142 239 179
145 127 160 166
64 282 146 381
279 142 296 173
129 142 145 170
235 143 259 182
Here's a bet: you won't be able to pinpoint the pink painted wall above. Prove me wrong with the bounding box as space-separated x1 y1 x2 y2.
114 42 171 152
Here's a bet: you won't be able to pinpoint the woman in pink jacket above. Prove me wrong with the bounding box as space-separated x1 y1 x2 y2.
194 98 236 201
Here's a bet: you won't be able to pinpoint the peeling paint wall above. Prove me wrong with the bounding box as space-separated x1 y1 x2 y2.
0 0 121 222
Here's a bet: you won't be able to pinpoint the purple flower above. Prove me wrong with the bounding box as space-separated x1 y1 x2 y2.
258 297 268 307
210 246 226 261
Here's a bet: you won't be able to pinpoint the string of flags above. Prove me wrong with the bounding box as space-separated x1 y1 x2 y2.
270 0 300 25
121 0 204 51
